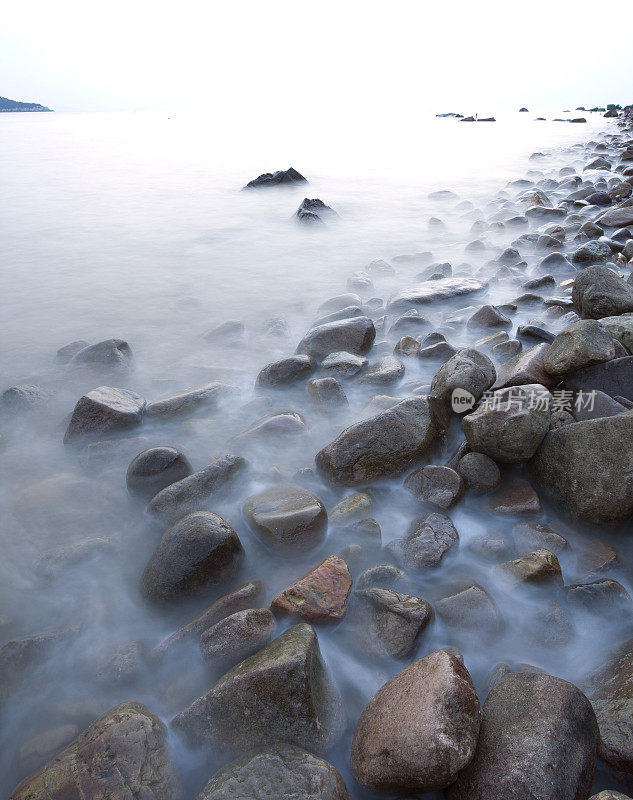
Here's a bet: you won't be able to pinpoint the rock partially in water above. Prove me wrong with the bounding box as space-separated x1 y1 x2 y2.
387 278 488 311
297 316 375 359
172 623 345 756
467 304 512 330
493 343 556 389
572 240 613 264
64 386 146 442
457 452 501 493
126 446 192 501
357 355 405 385
1 384 51 412
68 338 133 370
146 382 237 418
244 167 307 189
271 555 352 623
355 588 432 659
200 608 276 670
231 411 307 447
320 350 368 377
56 339 89 363
295 198 336 224
436 584 501 633
430 348 496 415
256 355 316 387
572 265 633 319
404 464 464 509
601 315 633 353
402 511 459 568
544 319 615 375
489 478 542 514
597 206 633 228
306 377 348 407
498 548 563 587
195 743 350 800
350 650 480 793
446 673 598 800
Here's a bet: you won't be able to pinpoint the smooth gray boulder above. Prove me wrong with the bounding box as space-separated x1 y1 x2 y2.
572 265 633 319
242 484 327 553
493 343 556 389
597 206 633 228
457 452 501 492
200 608 276 670
146 382 236 418
404 464 464 509
402 511 459 568
68 338 132 370
446 673 598 800
601 316 633 353
565 356 633 402
355 588 432 659
126 446 192 500
357 355 405 385
1 384 51 412
544 319 615 375
387 278 488 311
296 316 375 359
64 386 146 442
429 349 496 414
320 350 367 377
256 355 317 387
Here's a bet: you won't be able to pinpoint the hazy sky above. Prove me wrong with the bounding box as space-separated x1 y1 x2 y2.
1 0 631 114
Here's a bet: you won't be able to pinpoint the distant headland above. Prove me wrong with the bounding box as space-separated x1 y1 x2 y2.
0 96 52 112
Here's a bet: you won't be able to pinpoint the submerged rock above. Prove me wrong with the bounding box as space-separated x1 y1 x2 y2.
257 355 316 387
404 464 464 509
402 512 459 568
355 588 432 659
68 338 133 370
457 452 501 493
200 608 276 670
64 386 146 442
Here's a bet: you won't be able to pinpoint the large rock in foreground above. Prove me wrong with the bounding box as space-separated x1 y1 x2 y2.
572 265 633 319
172 624 345 756
196 744 350 800
315 397 438 485
64 386 145 442
351 650 480 793
9 701 179 800
530 412 633 524
446 673 598 800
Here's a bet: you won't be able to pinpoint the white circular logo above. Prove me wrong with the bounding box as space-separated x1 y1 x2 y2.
451 387 475 413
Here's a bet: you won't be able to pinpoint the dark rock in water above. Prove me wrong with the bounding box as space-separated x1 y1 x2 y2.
200 608 276 669
418 341 457 362
390 309 431 334
315 397 439 485
565 356 633 401
586 191 612 207
140 511 244 602
467 304 512 330
195 744 350 800
511 520 569 555
357 564 407 591
402 512 459 568
446 673 598 800
350 650 481 793
242 484 328 554
147 453 247 524
429 348 496 414
530 411 633 524
498 548 563 587
295 198 336 224
570 117 587 123
307 376 348 407
517 324 555 343
146 382 236 418
244 167 307 189
544 319 615 375
566 579 631 615
387 278 488 311
172 623 345 756
358 355 405 385
404 464 464 509
597 206 633 228
64 386 146 442
1 384 51 412
519 107 529 112
69 338 133 370
460 116 475 122
315 305 363 325
271 555 352 623
297 316 376 359
477 117 496 122
457 452 501 493
320 350 368 377
126 446 192 501
56 339 89 363
436 584 501 632
573 240 613 264
8 701 180 800
573 265 633 319
257 355 317 387
493 343 556 389
354 588 433 659
318 293 363 314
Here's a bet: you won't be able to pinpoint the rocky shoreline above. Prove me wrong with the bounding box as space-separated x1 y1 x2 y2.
3 104 633 799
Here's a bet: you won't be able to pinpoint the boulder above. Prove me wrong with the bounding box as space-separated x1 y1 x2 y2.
404 464 464 509
457 452 501 492
56 339 89 363
493 343 556 389
296 317 375 359
544 319 615 374
489 479 542 514
200 608 276 669
358 355 405 385
242 484 328 553
146 382 236 418
402 512 459 568
354 588 432 659
172 624 345 756
140 511 244 602
446 673 598 800
8 701 179 800
306 377 348 407
436 584 501 632
1 384 51 412
565 356 633 401
597 206 633 228
68 338 132 370
195 744 350 800
231 411 306 447
387 278 488 311
467 304 512 329
429 348 496 413
126 446 192 501
271 555 352 623
315 397 438 485
256 355 317 387
320 350 367 377
572 241 612 264
498 548 563 587
572 265 633 319
601 316 633 353
64 386 146 442
244 167 307 189
350 650 480 793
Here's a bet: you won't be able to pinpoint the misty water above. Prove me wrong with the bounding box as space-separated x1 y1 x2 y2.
1 108 629 797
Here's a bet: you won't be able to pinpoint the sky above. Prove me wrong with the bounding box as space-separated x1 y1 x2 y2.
1 0 631 115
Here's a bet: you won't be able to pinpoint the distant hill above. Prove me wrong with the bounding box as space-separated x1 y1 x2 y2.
0 96 52 112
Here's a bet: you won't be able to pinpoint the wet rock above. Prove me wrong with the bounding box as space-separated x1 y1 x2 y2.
8 701 179 800
511 520 569 555
467 304 512 330
573 390 628 421
589 793 632 800
320 350 367 377
355 588 432 659
530 411 633 524
271 555 352 623
597 206 633 228
578 539 619 577
457 452 501 492
358 355 404 385
147 453 247 525
429 348 496 414
329 492 372 523
126 446 192 501
566 579 631 614
243 484 328 554
200 608 276 670
315 396 438 485
357 564 408 591
402 512 459 568
387 277 488 311
493 343 556 389
565 356 633 401
390 309 431 334
463 384 551 463
295 198 336 223
297 317 375 359
544 319 615 374
436 584 501 632
256 355 317 387
573 240 613 265
244 167 307 189
56 339 89 363
172 624 345 756
146 382 236 418
601 316 633 353
68 338 132 370
306 377 348 407
418 341 457 362
231 411 306 447
1 384 51 413
195 743 350 800
446 673 598 800
404 464 464 509
350 650 480 793
394 336 421 357
17 724 79 776
572 265 633 319
64 386 146 442
498 548 563 587
141 511 243 602
318 294 362 314
489 478 542 514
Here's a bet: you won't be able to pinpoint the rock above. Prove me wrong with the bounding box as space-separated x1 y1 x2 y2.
446 673 598 800
329 492 372 522
146 382 236 418
572 265 633 319
204 320 244 341
318 294 362 314
8 701 179 800
350 650 480 793
457 452 501 492
544 319 615 374
463 384 551 463
195 743 350 800
578 539 619 577
56 339 89 363
126 446 192 500
601 316 633 353
566 579 631 614
172 624 345 756
232 411 306 447
271 556 352 623
573 240 613 265
355 588 432 658
295 198 335 223
141 511 243 602
244 167 307 189
64 386 146 442
418 341 457 361
489 479 542 514
147 454 247 524
589 793 632 800
511 520 569 555
17 724 79 775
429 348 496 413
585 639 633 774
257 355 317 387
467 304 512 329
394 336 421 357
498 548 563 587
598 206 633 228
242 485 328 553
320 350 368 377
306 377 348 407
573 390 628 421
402 512 459 568
297 317 375 359
565 356 633 401
1 384 51 412
357 564 407 590
530 411 633 524
435 584 501 632
390 309 431 334
358 355 405 385
387 277 488 310
315 397 438 485
404 464 464 509
68 338 132 370
493 343 556 389
200 608 276 669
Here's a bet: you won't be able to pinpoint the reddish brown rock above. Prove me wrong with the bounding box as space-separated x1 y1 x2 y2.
489 479 542 514
271 556 352 623
498 549 563 587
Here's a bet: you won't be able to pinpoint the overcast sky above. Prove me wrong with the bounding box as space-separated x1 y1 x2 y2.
1 0 631 114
